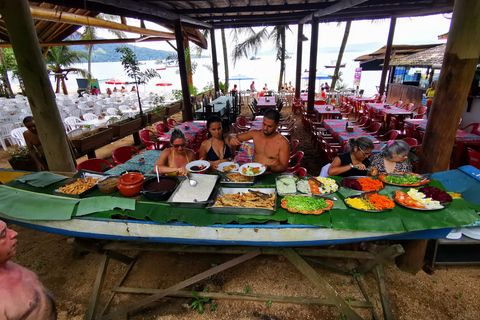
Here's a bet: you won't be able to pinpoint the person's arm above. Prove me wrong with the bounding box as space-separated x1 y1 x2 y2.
24 132 45 171
327 156 354 176
154 149 183 175
227 130 255 146
198 140 209 161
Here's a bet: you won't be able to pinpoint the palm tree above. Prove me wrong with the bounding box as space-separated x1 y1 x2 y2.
79 14 125 92
44 46 88 95
330 20 352 91
0 48 15 97
231 25 290 92
221 28 229 94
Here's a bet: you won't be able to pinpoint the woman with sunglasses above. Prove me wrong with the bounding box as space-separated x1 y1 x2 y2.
199 115 234 170
154 128 195 176
328 137 375 177
369 140 412 174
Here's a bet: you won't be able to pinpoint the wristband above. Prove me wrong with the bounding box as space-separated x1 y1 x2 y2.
349 163 354 169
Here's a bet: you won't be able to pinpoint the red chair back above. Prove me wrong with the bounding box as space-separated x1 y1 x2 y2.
314 100 326 105
155 123 169 134
403 103 415 111
417 106 428 115
460 123 480 135
285 151 304 173
376 130 399 141
112 146 140 165
365 122 382 135
468 148 480 169
76 158 114 172
402 137 418 147
167 118 179 129
392 100 403 108
140 129 159 150
290 167 307 177
289 139 299 156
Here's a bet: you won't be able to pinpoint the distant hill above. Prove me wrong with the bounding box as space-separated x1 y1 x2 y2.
69 43 174 63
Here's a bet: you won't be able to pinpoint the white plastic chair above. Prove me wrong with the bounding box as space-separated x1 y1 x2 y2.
82 113 98 121
10 127 28 147
64 116 82 131
67 128 83 138
68 109 81 118
0 123 15 150
106 108 118 116
319 163 331 178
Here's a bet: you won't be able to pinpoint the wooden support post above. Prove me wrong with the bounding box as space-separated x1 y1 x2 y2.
283 248 362 320
85 254 110 320
68 238 134 265
210 28 220 94
356 244 404 274
378 17 397 96
174 19 193 121
0 0 76 172
295 23 304 100
307 17 320 114
373 264 394 320
403 0 480 272
98 250 261 320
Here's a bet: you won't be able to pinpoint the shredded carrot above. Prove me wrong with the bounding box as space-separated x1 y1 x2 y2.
357 177 383 191
368 193 395 210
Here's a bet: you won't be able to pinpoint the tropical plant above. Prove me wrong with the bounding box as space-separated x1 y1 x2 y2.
116 46 159 116
330 20 352 90
78 14 125 92
0 48 16 97
221 28 229 93
9 146 31 160
44 46 88 95
231 25 290 92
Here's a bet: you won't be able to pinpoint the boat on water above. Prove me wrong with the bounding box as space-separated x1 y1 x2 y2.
250 56 261 60
325 61 346 68
166 60 178 68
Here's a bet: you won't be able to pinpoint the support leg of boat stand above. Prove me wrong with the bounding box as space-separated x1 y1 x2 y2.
98 250 261 320
282 248 363 320
356 244 405 274
374 264 395 320
85 254 109 320
356 275 381 320
68 238 133 265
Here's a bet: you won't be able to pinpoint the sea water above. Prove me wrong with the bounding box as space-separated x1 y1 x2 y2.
9 51 381 97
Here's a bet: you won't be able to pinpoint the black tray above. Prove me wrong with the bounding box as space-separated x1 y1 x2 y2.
53 177 98 198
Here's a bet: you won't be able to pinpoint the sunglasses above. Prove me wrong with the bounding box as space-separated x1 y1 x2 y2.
358 147 372 157
172 143 186 148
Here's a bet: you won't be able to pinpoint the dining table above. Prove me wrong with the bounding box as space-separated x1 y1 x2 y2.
106 150 162 175
314 105 342 122
323 119 384 152
195 96 232 120
158 121 207 147
365 103 413 130
256 96 277 114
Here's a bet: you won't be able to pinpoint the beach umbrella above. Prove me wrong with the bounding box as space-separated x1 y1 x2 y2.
156 81 172 94
301 73 332 80
105 79 126 85
229 74 256 91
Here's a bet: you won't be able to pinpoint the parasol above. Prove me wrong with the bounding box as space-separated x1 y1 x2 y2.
156 81 173 94
229 74 256 91
105 79 126 85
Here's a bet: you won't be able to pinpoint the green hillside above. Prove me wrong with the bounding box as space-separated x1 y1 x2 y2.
70 43 174 62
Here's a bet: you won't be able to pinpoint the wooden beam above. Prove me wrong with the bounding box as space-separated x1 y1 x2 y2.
379 17 396 95
0 0 76 172
307 16 319 114
175 19 194 121
373 264 395 320
30 5 176 38
210 28 220 94
295 23 304 100
85 254 109 320
300 0 369 24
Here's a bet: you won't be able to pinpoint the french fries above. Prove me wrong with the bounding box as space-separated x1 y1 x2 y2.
58 177 99 195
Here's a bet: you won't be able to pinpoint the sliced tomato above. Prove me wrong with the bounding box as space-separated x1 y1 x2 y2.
281 202 288 209
324 200 334 211
312 209 324 215
289 208 299 213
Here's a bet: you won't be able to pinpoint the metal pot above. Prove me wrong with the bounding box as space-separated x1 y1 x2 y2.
141 176 179 201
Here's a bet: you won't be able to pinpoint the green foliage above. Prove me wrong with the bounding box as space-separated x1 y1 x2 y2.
45 46 88 71
210 301 217 311
189 84 198 97
9 146 30 160
219 81 226 91
243 285 252 294
266 300 272 307
190 290 210 314
201 82 215 94
115 46 159 86
172 89 183 101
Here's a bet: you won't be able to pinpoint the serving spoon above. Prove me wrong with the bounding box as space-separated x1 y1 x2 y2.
186 173 198 187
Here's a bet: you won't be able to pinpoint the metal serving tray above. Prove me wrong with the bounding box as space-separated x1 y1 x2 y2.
167 173 219 208
219 171 256 187
207 187 276 216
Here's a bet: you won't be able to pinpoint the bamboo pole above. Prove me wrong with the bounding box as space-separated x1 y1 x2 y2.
398 0 480 274
0 0 76 172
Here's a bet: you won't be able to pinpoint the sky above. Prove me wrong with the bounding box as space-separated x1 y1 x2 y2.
98 14 453 55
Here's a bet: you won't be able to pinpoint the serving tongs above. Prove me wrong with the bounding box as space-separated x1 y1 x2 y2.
306 174 323 188
248 189 270 199
219 171 234 182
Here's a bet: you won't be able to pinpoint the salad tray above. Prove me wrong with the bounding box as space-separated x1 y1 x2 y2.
378 173 430 187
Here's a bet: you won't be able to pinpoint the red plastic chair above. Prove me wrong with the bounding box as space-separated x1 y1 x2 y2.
390 118 406 136
289 139 299 157
155 123 169 135
140 129 160 150
285 151 304 173
112 146 140 165
314 100 326 105
403 103 415 111
460 123 480 135
236 117 252 128
375 130 399 141
415 106 428 119
290 167 307 177
167 118 180 129
364 122 382 135
76 158 114 172
392 100 403 108
402 137 418 147
341 106 354 120
468 148 480 169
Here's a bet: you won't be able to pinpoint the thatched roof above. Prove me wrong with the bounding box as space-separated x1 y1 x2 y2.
354 44 441 64
390 44 446 68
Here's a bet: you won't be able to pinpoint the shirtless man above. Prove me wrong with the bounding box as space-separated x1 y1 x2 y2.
22 116 48 171
0 220 57 320
228 109 289 173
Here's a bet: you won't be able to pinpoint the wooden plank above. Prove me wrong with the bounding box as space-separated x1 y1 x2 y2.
111 288 373 309
355 275 380 320
374 264 395 320
98 250 261 320
282 248 363 320
69 238 134 265
99 256 138 317
357 244 404 274
85 254 110 320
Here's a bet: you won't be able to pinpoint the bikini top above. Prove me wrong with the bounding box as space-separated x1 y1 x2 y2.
165 150 190 176
207 140 232 161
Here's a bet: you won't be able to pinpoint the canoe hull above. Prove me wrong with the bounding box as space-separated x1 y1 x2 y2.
0 213 451 246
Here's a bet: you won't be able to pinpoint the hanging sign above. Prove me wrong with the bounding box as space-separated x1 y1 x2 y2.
354 68 362 86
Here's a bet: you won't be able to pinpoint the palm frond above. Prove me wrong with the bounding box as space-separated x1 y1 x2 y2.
231 27 269 65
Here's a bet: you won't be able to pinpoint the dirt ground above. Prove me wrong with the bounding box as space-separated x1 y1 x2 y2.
2 104 480 320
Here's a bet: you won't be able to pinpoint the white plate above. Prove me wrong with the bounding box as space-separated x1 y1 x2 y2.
217 161 239 172
239 163 266 177
186 160 210 173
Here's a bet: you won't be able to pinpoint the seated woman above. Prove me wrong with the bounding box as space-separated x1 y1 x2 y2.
199 115 234 170
369 140 412 174
327 137 374 177
154 128 195 176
